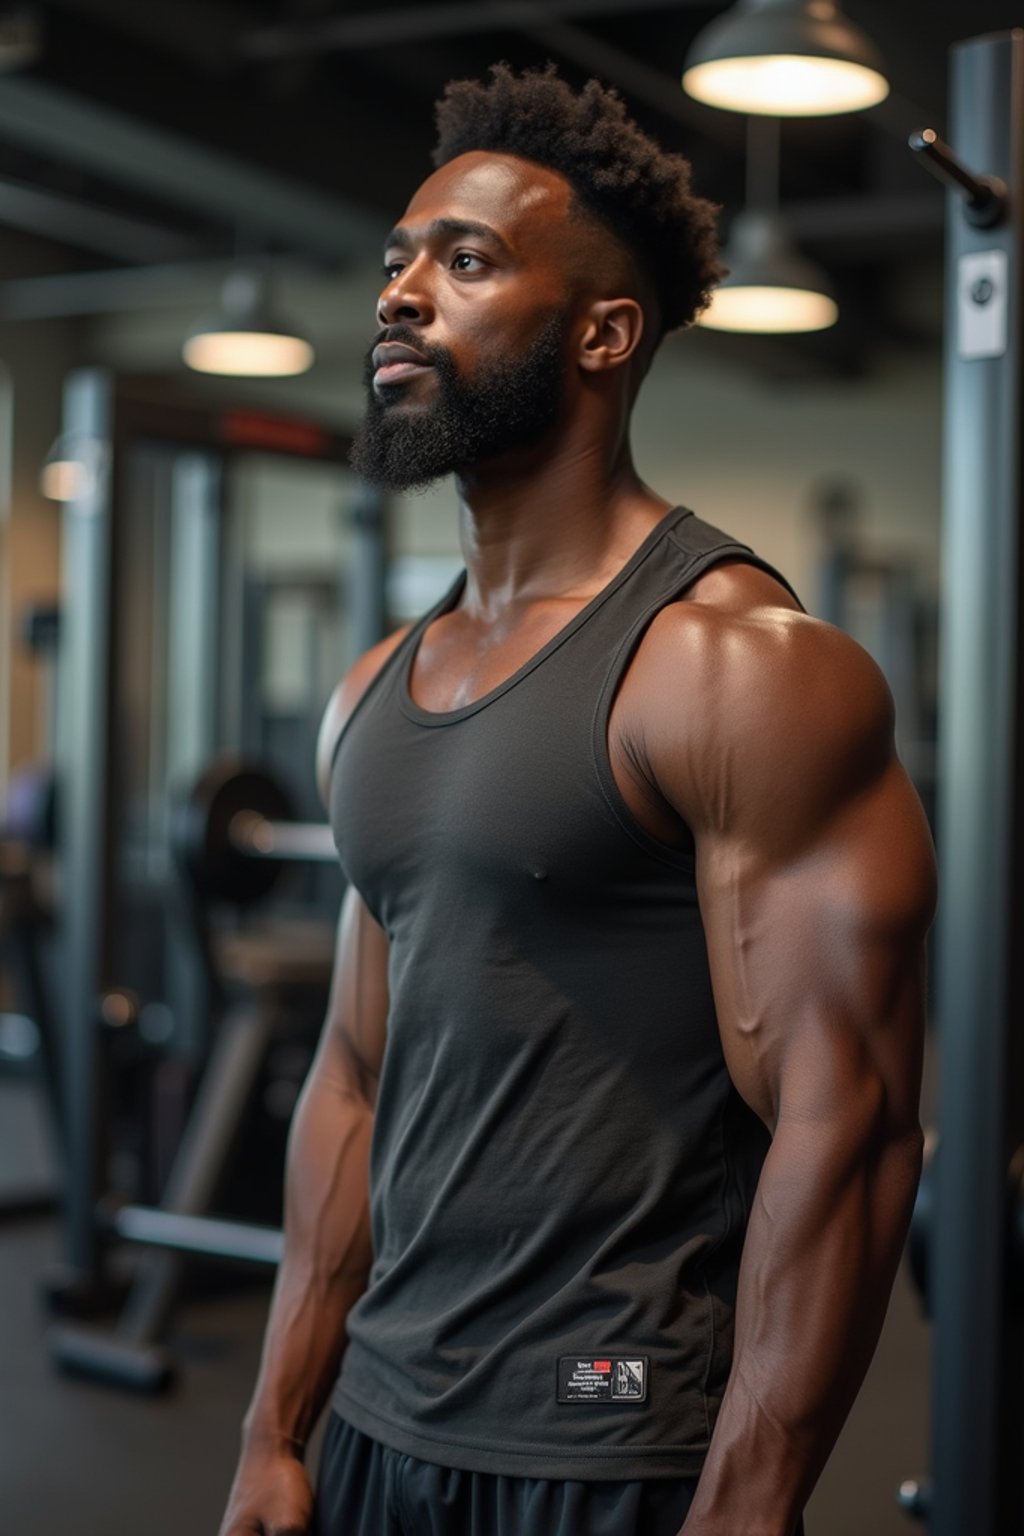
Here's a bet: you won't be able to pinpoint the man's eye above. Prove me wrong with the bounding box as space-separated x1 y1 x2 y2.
452 252 485 272
382 261 405 281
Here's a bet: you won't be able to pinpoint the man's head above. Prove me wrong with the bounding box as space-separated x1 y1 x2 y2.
351 63 723 492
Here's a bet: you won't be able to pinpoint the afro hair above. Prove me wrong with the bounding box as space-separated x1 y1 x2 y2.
431 62 724 338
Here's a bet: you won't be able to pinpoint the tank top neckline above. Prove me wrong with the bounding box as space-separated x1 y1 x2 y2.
398 505 694 728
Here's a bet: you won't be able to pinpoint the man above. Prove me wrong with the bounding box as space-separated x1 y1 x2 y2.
218 64 936 1536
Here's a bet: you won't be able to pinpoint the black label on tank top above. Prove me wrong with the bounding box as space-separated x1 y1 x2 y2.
557 1356 648 1403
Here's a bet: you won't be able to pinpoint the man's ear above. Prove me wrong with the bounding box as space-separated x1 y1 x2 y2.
577 297 646 373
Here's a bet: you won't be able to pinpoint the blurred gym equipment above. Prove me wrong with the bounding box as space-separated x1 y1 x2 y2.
51 757 340 1391
174 758 337 907
41 370 387 1388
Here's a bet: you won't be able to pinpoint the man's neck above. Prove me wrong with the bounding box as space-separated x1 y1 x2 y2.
453 425 670 621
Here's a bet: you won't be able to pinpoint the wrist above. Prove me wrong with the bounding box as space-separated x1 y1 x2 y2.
240 1420 307 1462
682 1456 803 1536
682 1482 802 1536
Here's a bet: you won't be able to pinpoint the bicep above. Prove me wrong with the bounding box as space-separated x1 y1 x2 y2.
311 882 389 1106
697 754 935 1138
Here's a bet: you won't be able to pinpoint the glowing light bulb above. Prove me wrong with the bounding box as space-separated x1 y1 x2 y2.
182 330 314 377
683 53 888 116
699 284 839 333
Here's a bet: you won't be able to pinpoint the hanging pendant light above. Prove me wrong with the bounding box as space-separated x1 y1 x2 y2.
699 208 838 331
183 269 314 378
39 432 108 502
683 0 888 117
698 116 838 334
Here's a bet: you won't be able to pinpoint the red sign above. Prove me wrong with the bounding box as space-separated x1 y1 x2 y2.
219 409 334 457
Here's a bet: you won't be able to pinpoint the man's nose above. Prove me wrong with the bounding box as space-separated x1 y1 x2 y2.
377 267 432 328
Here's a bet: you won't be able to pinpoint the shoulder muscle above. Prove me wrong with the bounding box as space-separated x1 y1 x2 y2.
638 600 895 854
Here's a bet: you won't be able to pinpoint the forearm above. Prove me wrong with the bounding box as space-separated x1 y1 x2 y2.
681 1116 923 1536
241 1071 374 1458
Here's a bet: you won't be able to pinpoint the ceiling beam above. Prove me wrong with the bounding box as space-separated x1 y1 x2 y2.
0 174 200 261
240 0 710 61
0 257 309 321
0 77 384 260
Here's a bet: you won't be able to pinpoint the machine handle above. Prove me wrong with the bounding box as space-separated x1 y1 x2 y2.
909 128 1008 228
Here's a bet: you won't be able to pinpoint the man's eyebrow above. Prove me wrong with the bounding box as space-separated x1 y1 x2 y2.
383 218 513 257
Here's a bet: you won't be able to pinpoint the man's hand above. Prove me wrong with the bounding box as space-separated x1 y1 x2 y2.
217 1443 314 1536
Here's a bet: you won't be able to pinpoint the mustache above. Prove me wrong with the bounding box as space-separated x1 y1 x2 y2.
363 324 453 381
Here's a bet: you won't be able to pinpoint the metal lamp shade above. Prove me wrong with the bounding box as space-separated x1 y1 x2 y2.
683 0 888 116
183 270 314 377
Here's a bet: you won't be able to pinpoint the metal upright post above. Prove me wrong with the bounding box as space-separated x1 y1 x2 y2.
931 30 1024 1536
348 483 389 655
54 367 116 1289
165 450 223 1062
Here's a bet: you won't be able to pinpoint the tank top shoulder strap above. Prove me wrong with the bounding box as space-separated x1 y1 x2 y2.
595 508 805 705
664 509 805 611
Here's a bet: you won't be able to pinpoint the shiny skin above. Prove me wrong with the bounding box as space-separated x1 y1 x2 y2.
219 151 936 1536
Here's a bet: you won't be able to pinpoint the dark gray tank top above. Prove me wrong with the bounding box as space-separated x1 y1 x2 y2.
328 507 799 1480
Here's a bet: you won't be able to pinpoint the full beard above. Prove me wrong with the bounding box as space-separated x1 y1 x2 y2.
349 314 569 493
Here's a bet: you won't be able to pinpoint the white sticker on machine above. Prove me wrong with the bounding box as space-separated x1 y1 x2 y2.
958 249 1008 360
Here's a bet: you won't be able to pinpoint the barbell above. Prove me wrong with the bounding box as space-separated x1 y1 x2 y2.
172 756 337 906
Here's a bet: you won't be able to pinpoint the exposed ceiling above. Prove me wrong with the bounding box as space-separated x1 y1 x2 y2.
0 1 1018 377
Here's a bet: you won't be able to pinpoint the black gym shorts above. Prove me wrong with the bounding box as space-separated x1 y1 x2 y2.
312 1411 739 1535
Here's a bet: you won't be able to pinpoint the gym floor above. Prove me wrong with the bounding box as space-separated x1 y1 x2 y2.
0 1076 930 1536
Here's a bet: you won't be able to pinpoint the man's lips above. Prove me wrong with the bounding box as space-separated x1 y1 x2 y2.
372 341 433 386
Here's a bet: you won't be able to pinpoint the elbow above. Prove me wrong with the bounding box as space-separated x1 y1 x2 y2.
902 1121 926 1170
829 1077 925 1193
869 1082 925 1180
883 1120 925 1196
863 1101 925 1228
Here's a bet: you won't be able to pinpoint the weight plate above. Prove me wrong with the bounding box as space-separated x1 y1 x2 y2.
171 757 295 906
